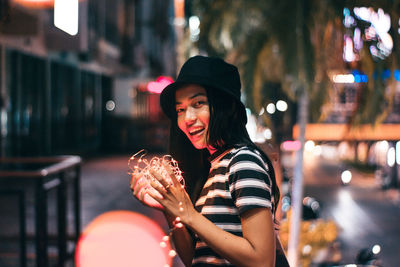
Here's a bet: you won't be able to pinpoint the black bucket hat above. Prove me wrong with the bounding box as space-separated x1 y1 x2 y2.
160 55 246 120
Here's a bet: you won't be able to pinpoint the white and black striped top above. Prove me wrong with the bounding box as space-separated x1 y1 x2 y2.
192 146 274 266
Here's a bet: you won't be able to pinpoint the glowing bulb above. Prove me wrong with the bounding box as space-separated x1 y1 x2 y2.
372 244 381 254
305 140 315 152
105 100 115 111
302 244 312 255
168 250 177 257
341 170 352 184
276 100 288 112
263 128 272 140
387 147 395 167
266 103 276 114
189 16 200 30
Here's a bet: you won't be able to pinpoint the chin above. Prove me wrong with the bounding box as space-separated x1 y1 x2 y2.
193 145 205 150
192 142 207 150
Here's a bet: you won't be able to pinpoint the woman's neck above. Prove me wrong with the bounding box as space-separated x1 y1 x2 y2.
207 146 217 155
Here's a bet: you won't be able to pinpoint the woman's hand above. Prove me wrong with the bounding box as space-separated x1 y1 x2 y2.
130 172 164 210
146 161 197 225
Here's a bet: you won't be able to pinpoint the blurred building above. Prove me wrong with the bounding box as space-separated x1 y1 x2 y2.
0 0 176 157
293 74 400 188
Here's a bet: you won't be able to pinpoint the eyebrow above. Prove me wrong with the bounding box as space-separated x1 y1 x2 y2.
175 93 207 105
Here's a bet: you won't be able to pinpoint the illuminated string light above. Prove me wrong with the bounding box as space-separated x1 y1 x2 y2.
128 149 185 190
128 150 186 259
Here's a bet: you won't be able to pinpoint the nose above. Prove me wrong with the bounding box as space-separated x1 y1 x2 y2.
185 106 197 124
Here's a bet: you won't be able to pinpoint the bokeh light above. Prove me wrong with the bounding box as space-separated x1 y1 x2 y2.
75 210 172 267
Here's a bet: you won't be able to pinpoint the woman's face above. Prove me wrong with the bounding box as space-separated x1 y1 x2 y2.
175 84 212 152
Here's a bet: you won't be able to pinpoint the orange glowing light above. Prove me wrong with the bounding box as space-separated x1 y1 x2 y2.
174 0 185 19
13 0 54 8
75 210 172 267
13 0 83 9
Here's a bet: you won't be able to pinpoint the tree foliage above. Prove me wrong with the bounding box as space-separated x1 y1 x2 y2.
191 0 400 129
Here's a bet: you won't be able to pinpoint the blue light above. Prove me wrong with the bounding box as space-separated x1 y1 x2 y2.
352 70 368 83
382 70 391 80
395 70 400 81
343 8 350 17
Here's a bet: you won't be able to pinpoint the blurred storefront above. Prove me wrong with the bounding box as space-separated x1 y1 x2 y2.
0 0 176 157
292 77 400 188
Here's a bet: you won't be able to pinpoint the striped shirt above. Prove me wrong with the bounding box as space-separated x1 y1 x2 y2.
192 146 273 266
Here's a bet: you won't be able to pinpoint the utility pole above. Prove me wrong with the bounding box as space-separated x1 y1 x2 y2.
287 0 308 266
174 0 185 73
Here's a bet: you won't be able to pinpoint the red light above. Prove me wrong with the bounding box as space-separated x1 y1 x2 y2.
147 76 173 94
281 140 301 151
75 210 172 267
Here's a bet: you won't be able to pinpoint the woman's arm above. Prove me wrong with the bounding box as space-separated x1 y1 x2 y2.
186 207 275 267
164 212 194 267
148 167 276 267
131 172 195 266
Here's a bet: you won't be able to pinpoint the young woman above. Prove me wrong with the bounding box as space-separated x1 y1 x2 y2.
131 56 287 267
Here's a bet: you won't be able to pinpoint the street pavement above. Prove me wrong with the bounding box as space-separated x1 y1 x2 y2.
0 153 185 267
79 153 185 267
81 153 400 267
1 152 399 266
302 154 400 267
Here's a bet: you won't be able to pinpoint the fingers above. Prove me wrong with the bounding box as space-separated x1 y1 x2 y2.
131 173 146 196
161 161 181 187
148 181 166 200
149 168 171 189
137 187 146 200
130 173 137 190
150 180 168 196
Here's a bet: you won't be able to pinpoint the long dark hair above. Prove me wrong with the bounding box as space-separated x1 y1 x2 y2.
168 85 280 217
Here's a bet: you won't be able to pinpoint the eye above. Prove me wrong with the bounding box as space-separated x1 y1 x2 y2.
176 107 185 115
194 100 207 108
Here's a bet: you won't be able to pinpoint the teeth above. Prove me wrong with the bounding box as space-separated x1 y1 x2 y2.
189 128 204 135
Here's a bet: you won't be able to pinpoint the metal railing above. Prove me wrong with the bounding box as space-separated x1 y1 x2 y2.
0 156 81 267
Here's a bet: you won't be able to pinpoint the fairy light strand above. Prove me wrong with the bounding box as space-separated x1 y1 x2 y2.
128 149 186 262
128 149 185 188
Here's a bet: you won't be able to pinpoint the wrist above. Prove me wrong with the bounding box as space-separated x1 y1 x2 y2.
163 211 177 227
182 208 199 229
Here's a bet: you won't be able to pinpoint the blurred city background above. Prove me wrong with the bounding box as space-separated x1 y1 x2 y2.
0 0 399 267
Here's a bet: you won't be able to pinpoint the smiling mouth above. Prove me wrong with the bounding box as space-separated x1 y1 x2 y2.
189 128 205 136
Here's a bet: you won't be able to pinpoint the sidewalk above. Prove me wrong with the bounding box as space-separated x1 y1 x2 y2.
0 153 185 267
79 153 185 267
348 166 400 206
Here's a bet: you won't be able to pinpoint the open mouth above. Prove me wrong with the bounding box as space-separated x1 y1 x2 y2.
189 128 205 136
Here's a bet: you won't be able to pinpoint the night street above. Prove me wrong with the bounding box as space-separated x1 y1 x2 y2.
1 151 400 266
2 1 400 267
302 152 400 267
79 152 400 267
